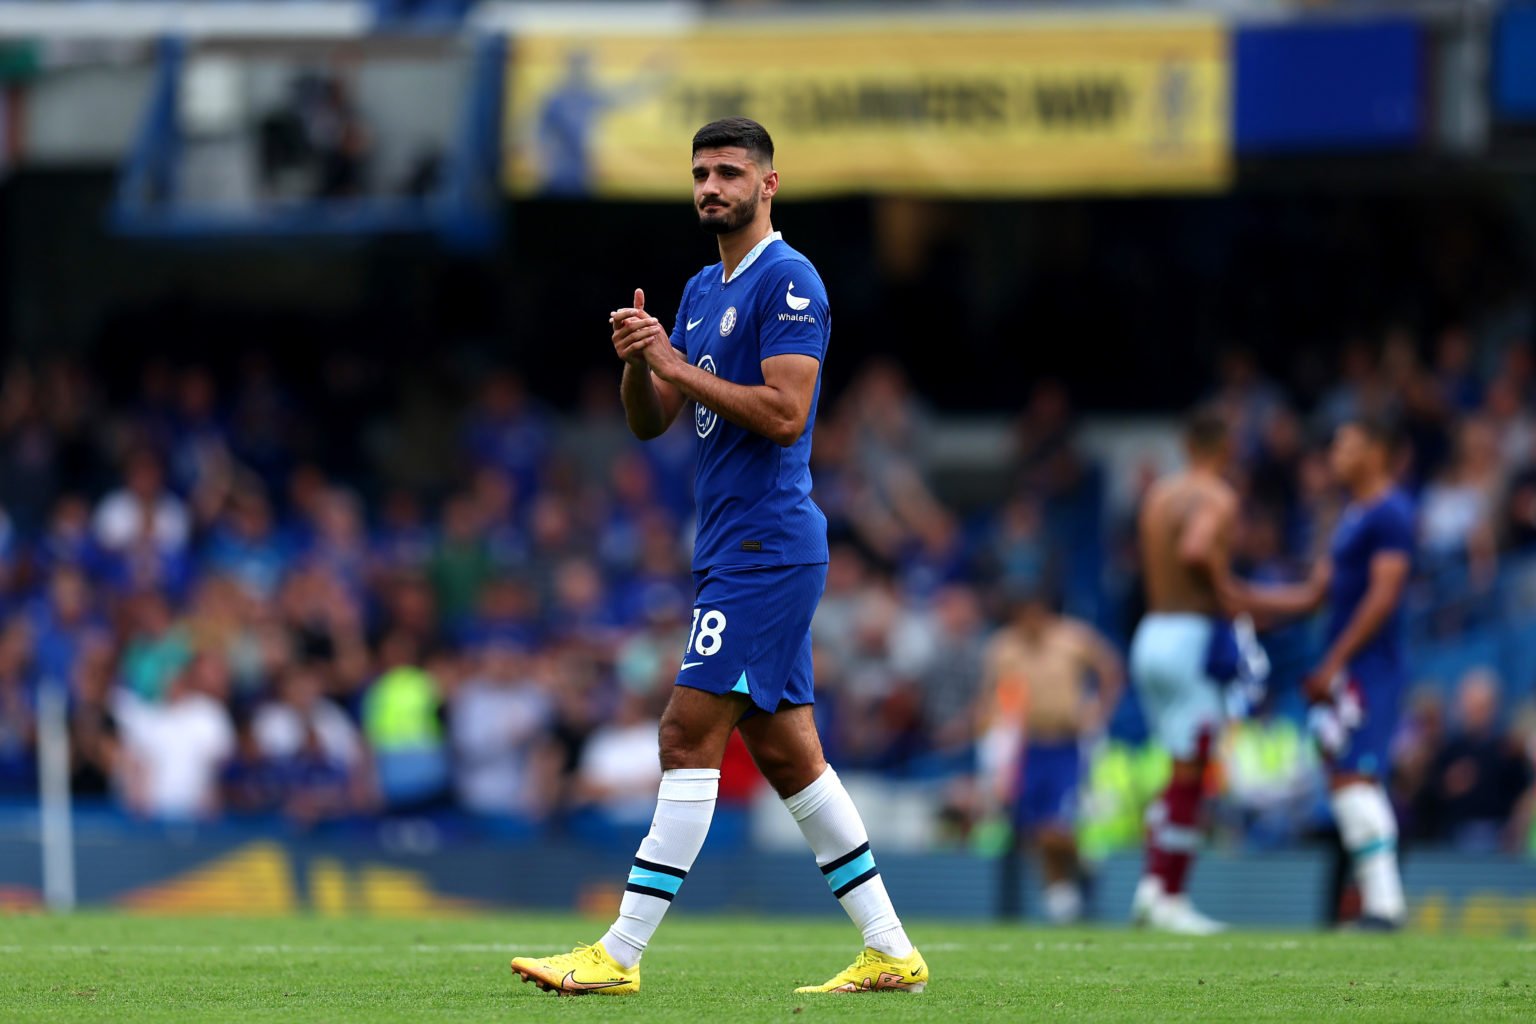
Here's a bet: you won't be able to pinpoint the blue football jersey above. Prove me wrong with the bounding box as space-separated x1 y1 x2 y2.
667 231 830 572
1326 488 1415 675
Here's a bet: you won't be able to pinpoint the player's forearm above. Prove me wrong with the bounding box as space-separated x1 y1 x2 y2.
1233 580 1325 621
620 361 670 439
661 362 804 446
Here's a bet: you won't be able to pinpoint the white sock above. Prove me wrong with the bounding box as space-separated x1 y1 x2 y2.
1330 782 1406 922
782 766 913 958
1043 880 1083 925
599 768 719 968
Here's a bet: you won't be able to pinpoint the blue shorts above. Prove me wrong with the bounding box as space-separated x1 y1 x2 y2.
1333 669 1403 778
673 563 826 715
1013 740 1082 831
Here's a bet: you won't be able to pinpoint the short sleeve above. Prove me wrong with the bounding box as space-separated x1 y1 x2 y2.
757 264 829 362
1369 500 1415 557
669 277 694 352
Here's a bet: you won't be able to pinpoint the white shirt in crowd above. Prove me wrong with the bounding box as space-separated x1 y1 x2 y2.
1419 481 1491 554
114 689 235 819
93 490 191 553
252 698 364 768
450 678 553 816
578 718 662 825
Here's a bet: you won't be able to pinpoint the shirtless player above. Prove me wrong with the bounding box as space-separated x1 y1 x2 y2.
1129 407 1319 933
981 589 1123 924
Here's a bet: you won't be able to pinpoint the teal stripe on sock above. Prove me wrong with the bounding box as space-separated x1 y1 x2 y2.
627 867 684 895
824 851 877 893
1352 838 1396 859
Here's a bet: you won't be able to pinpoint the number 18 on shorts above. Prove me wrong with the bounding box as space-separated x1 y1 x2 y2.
673 562 828 715
683 607 729 662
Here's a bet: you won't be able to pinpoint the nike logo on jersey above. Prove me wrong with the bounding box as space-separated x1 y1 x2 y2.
785 282 811 311
686 316 705 331
680 661 704 670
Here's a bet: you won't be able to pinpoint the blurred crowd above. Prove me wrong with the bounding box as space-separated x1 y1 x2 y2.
0 329 1533 855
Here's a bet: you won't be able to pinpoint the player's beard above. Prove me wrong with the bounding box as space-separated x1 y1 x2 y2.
698 193 757 235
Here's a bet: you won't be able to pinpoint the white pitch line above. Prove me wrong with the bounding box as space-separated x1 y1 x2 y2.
0 943 909 956
6 938 1520 957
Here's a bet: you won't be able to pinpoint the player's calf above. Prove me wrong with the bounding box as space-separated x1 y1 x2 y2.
1330 779 1405 926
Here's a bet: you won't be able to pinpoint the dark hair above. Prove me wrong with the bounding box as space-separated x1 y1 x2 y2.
691 117 774 167
1343 413 1403 452
1184 404 1229 455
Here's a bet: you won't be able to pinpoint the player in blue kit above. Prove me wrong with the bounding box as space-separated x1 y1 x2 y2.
1244 415 1413 928
1304 416 1413 928
509 118 927 996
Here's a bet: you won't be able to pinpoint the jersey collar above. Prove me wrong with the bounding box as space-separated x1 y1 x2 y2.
723 230 783 284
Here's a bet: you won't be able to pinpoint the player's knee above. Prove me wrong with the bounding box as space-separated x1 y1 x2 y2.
656 715 704 770
1169 758 1205 785
654 712 697 767
753 748 797 793
761 749 826 797
657 711 725 770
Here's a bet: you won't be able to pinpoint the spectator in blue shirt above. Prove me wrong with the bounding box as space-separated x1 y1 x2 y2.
203 486 290 601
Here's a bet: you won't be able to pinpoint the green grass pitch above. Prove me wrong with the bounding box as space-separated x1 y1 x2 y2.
3 913 1532 1022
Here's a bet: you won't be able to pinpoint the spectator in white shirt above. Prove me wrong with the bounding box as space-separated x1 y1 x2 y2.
250 660 375 822
253 661 365 771
449 645 558 820
93 449 191 555
115 651 234 821
575 691 661 826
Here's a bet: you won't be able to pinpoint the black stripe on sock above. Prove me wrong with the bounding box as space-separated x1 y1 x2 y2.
624 883 676 902
820 841 871 876
633 857 688 879
832 867 880 899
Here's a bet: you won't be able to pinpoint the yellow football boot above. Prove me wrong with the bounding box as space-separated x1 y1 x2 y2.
509 941 639 996
794 946 928 994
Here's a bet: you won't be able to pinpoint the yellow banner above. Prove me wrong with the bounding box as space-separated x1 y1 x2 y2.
505 19 1230 199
